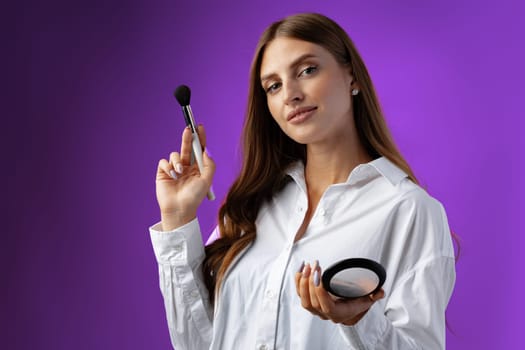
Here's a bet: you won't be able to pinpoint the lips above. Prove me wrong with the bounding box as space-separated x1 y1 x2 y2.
286 106 317 122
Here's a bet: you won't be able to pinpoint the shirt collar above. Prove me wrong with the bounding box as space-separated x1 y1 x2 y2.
366 157 408 186
285 156 408 188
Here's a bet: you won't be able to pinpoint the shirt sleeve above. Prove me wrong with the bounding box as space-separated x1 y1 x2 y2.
150 218 213 350
338 192 456 350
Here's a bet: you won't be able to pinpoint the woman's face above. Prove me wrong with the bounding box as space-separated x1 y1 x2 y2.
260 37 355 146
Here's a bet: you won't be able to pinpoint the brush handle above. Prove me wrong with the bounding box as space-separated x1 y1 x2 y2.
191 132 215 201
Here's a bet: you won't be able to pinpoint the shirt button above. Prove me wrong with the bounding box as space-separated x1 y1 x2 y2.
258 345 268 350
190 290 199 300
319 208 326 216
265 290 274 299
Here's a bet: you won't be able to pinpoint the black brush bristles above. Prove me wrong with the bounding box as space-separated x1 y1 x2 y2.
174 85 191 106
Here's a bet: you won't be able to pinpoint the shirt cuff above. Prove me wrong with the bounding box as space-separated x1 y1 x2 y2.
338 301 389 349
149 218 205 266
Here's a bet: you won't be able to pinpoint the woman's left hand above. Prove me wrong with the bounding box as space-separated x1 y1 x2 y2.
295 261 385 326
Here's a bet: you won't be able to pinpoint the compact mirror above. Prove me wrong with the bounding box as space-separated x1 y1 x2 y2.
321 258 386 299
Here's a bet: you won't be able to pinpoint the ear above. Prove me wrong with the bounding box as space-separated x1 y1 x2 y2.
347 68 359 91
349 78 360 95
348 70 360 96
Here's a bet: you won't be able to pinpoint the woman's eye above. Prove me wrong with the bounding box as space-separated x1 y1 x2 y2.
300 66 318 76
266 82 281 93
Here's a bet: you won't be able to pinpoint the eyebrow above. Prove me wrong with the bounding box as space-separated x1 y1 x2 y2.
260 53 318 83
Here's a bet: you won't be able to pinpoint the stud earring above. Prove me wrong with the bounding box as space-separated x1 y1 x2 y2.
351 89 359 96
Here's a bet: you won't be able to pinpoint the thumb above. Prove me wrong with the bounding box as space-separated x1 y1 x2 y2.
369 288 385 302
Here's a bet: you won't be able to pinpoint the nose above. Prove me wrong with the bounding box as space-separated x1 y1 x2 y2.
282 80 304 105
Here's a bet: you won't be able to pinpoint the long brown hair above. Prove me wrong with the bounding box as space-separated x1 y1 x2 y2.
203 13 420 304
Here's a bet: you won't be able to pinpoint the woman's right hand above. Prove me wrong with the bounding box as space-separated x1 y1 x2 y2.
155 125 216 231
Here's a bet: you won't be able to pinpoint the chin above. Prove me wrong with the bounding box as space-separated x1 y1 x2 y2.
287 133 320 146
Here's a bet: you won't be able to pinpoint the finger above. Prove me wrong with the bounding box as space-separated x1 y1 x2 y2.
313 267 337 315
299 263 313 309
307 285 329 320
168 152 184 174
308 262 330 320
369 288 385 302
196 124 207 150
309 261 321 309
294 261 305 297
157 158 175 180
180 126 193 165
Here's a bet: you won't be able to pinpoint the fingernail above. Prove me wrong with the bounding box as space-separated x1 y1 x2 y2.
297 261 305 273
204 147 213 158
312 259 319 270
313 270 320 287
302 263 310 277
169 170 177 179
175 163 183 174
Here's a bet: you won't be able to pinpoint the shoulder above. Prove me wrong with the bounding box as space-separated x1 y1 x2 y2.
397 180 445 218
367 156 445 220
388 179 455 260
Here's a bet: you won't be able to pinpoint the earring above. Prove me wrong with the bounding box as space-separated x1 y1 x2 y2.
351 89 359 96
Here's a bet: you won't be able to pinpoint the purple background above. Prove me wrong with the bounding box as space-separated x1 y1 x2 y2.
5 0 524 349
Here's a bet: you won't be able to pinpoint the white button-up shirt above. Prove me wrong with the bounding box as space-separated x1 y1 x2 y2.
150 157 456 349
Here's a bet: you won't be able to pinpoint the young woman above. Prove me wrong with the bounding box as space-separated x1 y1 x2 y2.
150 13 456 350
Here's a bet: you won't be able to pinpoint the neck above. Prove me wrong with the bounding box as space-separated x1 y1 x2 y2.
304 133 372 194
292 128 372 243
